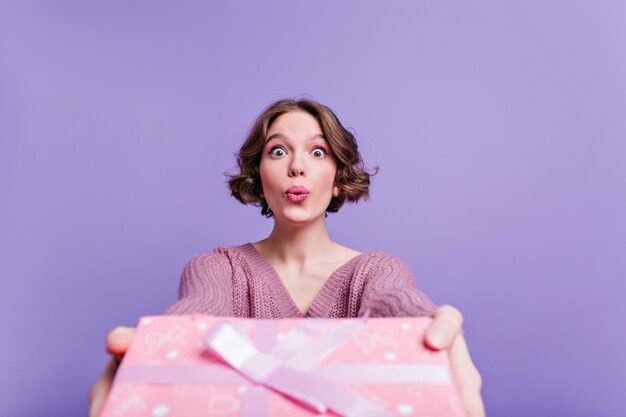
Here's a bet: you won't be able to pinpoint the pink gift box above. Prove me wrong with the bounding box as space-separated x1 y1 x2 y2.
100 315 466 417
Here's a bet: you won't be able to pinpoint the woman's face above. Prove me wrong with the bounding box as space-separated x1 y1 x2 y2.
259 111 338 224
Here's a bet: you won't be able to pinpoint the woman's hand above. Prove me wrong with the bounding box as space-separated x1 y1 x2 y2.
88 326 135 417
425 305 485 417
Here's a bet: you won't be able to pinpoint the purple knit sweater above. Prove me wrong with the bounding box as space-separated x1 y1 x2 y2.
165 243 436 318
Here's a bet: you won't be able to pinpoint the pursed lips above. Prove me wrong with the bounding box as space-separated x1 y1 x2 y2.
285 185 309 202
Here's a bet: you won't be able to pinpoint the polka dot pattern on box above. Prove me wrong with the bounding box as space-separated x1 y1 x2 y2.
151 404 170 416
396 403 414 415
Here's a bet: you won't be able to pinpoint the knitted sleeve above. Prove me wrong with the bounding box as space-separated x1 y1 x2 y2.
164 250 234 316
358 254 437 317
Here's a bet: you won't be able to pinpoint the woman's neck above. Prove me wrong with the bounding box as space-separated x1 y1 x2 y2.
254 217 335 265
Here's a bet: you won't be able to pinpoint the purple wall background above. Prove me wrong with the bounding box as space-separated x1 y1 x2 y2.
1 1 625 416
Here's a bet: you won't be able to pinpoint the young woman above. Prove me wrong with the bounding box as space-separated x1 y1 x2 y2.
89 99 484 416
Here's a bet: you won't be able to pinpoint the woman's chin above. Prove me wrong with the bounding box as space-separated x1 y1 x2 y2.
274 208 324 225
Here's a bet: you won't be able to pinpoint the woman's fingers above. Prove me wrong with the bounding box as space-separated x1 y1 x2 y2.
425 304 464 350
449 333 485 417
106 326 135 356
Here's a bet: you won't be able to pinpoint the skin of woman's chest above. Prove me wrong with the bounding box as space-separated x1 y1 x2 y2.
272 262 343 313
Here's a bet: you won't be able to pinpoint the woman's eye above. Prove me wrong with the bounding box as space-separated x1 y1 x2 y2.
312 147 327 158
269 147 285 157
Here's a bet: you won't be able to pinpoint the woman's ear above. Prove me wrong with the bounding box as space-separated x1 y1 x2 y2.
332 186 339 197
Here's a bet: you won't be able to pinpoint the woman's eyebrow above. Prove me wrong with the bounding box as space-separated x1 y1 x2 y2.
264 133 286 143
264 133 326 143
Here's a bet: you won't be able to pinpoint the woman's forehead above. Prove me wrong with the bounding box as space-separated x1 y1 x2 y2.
266 111 323 137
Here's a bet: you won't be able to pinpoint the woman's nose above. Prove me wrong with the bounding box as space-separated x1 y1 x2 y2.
288 156 305 177
288 168 305 177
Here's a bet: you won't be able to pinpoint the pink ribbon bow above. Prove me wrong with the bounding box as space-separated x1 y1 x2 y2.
203 319 397 417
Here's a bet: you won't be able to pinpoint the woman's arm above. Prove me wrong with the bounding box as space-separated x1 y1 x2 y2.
165 251 234 315
428 305 485 417
359 256 485 417
88 326 134 417
89 250 235 415
358 255 437 317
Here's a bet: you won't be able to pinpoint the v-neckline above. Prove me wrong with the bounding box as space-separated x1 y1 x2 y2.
243 242 365 317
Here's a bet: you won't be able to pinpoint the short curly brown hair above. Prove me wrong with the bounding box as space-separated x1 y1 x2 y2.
228 98 376 217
